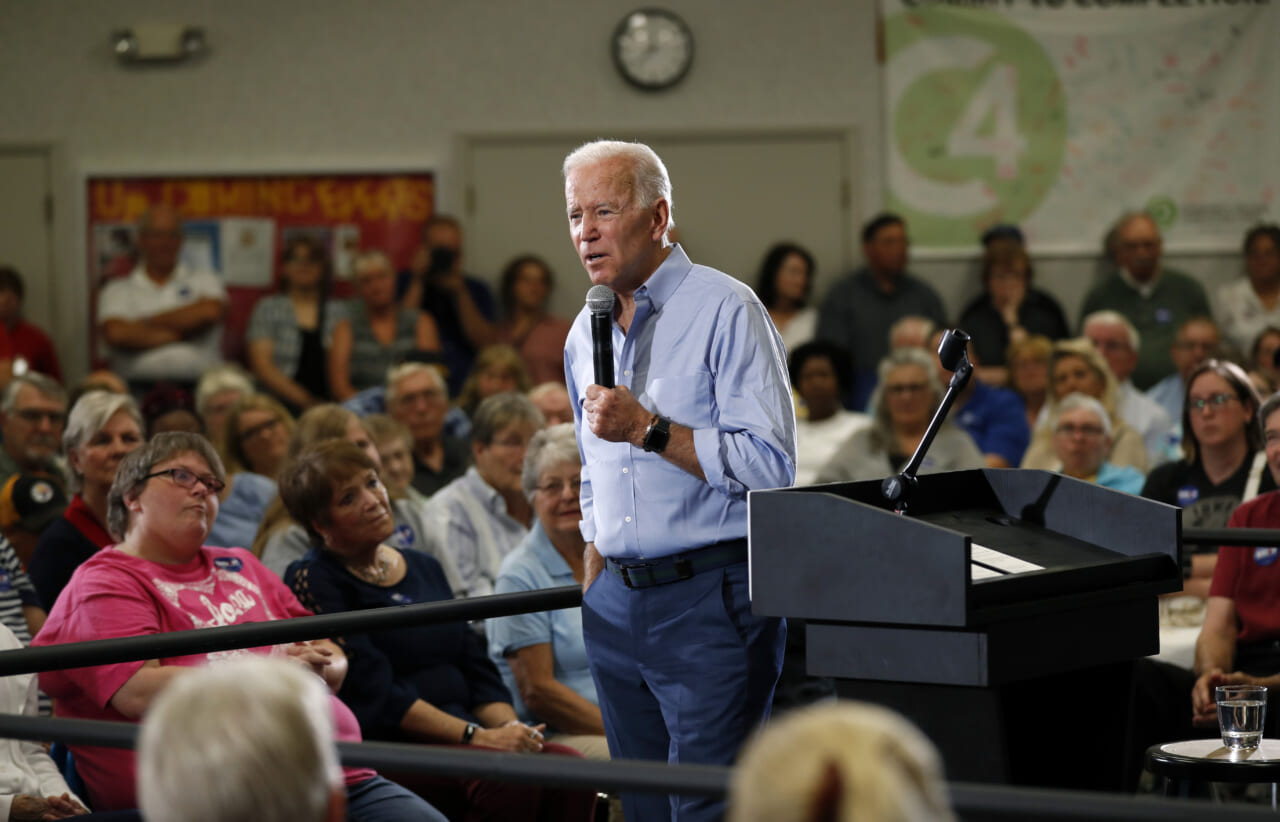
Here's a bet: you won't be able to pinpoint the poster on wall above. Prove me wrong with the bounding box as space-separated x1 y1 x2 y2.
880 1 1279 254
86 172 434 365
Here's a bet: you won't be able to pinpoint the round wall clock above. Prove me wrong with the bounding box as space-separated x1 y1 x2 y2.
611 8 695 91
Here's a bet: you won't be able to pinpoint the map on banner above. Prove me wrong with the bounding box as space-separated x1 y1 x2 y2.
882 1 1279 253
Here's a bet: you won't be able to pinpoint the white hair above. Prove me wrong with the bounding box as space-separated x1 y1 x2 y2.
522 422 581 500
137 656 342 822
195 364 254 418
729 701 956 822
1055 392 1112 438
1082 310 1141 352
386 361 448 404
563 140 675 237
63 391 143 493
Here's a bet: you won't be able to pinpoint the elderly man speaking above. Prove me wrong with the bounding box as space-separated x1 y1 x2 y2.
563 140 796 822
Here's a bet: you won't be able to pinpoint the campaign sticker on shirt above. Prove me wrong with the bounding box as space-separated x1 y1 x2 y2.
390 592 413 604
213 556 244 573
1176 485 1200 506
1255 547 1280 567
1154 308 1173 324
0 569 11 592
394 524 415 547
177 285 192 299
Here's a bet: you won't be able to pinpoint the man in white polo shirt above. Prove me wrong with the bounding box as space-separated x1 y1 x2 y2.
97 204 227 390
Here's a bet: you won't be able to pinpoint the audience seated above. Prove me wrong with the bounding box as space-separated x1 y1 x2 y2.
487 424 609 758
139 383 203 435
818 214 947 410
0 623 88 819
1006 335 1053 432
96 204 227 392
1216 224 1280 356
527 382 573 428
495 255 572 386
456 344 532 420
1145 316 1222 425
927 329 1029 468
254 405 456 588
425 393 543 598
1142 360 1270 598
33 433 445 819
1082 311 1179 465
729 701 956 822
756 242 819 353
0 473 67 569
0 266 61 383
247 235 348 412
66 370 127 412
386 363 470 497
1020 338 1148 473
399 215 499 396
329 249 441 401
29 391 143 610
280 441 594 822
193 363 254 454
887 315 936 352
0 373 67 487
958 235 1069 386
137 656 348 822
1080 211 1211 390
221 393 294 481
1049 394 1145 493
1131 391 1280 781
815 348 983 483
1249 325 1280 388
206 466 276 553
788 341 870 486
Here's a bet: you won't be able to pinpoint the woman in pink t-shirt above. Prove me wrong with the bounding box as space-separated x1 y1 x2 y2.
32 432 445 820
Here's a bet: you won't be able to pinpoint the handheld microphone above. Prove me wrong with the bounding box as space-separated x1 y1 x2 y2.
586 285 615 388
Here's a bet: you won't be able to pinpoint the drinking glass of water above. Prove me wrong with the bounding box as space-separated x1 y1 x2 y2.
1217 684 1267 751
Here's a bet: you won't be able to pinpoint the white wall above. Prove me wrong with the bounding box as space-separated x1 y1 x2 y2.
0 0 1243 380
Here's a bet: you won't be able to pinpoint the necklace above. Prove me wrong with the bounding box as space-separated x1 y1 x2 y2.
348 548 392 585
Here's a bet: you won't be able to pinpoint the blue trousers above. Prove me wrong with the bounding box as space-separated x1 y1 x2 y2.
347 775 448 822
582 559 785 822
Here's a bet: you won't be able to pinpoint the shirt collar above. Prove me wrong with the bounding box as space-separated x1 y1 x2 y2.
463 466 507 516
634 243 693 313
527 520 574 579
1117 266 1160 298
64 494 114 548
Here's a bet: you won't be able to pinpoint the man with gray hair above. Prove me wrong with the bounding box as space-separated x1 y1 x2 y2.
564 139 795 822
96 203 228 391
0 373 67 486
137 656 346 822
1083 310 1178 464
386 362 470 497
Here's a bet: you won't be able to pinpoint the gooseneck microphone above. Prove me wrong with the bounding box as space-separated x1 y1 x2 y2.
586 285 616 388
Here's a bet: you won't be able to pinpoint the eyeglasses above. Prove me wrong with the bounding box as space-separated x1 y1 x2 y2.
885 382 929 396
1188 393 1238 414
536 478 582 496
238 417 281 441
144 467 225 495
395 388 447 406
1055 423 1106 438
14 409 64 425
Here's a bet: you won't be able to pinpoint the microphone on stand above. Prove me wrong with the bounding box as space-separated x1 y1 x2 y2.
882 328 974 515
586 285 616 388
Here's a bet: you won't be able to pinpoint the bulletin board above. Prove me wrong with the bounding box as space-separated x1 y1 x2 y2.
85 171 434 365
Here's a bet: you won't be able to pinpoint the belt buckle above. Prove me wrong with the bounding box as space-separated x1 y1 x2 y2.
619 562 652 589
673 557 695 582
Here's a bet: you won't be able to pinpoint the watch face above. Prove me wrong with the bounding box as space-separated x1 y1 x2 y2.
612 8 694 91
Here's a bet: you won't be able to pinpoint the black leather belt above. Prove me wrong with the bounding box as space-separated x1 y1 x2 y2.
605 539 748 589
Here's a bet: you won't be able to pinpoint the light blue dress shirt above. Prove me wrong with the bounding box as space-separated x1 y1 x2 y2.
565 244 797 560
487 521 596 726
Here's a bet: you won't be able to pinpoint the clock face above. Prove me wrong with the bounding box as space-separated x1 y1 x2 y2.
612 8 694 91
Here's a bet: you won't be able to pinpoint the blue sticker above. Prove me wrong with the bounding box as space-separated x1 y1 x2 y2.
1155 308 1173 324
395 524 414 547
0 570 12 592
213 556 244 572
177 286 192 299
1176 485 1200 506
1255 547 1280 567
390 592 412 604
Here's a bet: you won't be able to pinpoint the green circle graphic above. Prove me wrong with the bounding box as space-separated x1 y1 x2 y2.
886 8 1067 247
1145 196 1178 229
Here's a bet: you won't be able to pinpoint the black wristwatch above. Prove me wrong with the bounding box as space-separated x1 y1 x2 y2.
461 722 478 744
642 414 671 454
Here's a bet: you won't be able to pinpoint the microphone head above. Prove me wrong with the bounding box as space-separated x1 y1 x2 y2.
586 285 615 315
937 329 972 372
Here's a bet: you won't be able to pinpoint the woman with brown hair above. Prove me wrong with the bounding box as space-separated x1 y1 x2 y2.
455 344 532 421
495 255 572 386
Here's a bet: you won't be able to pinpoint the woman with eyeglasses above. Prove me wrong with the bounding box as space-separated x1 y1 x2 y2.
1049 393 1145 493
32 432 448 820
1142 359 1270 598
201 394 295 552
1019 337 1148 473
29 390 144 610
246 235 347 413
814 347 983 483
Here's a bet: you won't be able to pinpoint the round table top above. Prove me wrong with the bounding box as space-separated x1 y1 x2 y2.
1147 739 1280 782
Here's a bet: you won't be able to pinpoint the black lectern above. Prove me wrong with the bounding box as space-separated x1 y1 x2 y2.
749 469 1182 790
